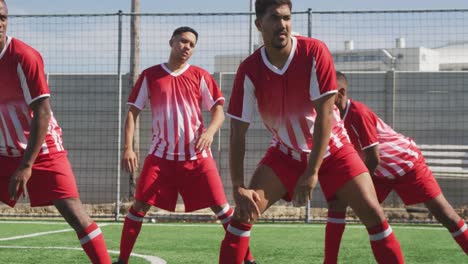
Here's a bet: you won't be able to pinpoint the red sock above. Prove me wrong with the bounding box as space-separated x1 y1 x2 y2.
118 207 146 263
449 219 468 254
323 211 346 264
219 220 252 264
77 222 111 264
216 205 255 263
367 220 404 264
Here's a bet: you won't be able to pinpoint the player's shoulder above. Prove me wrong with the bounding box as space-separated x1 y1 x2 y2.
349 99 376 118
9 37 42 62
187 64 210 75
238 48 262 72
296 36 328 49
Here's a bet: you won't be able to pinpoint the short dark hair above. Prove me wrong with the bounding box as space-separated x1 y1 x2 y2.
255 0 292 19
171 26 198 42
336 71 348 86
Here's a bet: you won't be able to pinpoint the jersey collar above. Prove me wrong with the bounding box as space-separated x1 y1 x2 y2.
0 36 12 61
162 63 190 77
260 36 297 75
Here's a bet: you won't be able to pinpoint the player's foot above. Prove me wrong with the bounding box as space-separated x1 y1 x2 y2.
245 260 257 264
112 260 124 264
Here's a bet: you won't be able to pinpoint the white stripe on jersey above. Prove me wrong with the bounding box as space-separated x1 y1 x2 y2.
7 105 28 150
0 113 21 156
241 75 256 123
290 116 307 150
375 166 396 180
174 100 184 158
133 77 149 110
309 58 321 100
165 97 176 160
200 76 215 111
380 150 414 177
17 63 32 105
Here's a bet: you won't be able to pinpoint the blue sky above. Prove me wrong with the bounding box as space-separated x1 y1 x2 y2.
7 0 468 14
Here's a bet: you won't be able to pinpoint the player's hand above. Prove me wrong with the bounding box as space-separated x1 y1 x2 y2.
8 165 32 201
122 149 139 173
293 172 318 207
195 130 214 151
233 187 261 222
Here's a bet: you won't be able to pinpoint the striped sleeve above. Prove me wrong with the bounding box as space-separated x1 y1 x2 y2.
309 40 338 101
227 65 256 123
16 48 50 105
349 104 379 150
200 72 224 111
127 71 149 110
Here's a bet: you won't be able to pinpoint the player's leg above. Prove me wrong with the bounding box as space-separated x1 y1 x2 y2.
212 203 255 264
324 199 348 264
219 164 287 264
54 197 111 264
425 194 468 254
324 176 392 264
25 153 111 263
115 200 151 264
335 173 404 264
116 155 177 264
396 161 468 254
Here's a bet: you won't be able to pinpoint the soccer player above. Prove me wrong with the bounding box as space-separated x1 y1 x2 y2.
219 1 405 263
323 71 468 263
0 1 111 263
114 26 255 264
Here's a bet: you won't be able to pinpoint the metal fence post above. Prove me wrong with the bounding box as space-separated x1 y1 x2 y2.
115 10 123 222
305 8 312 224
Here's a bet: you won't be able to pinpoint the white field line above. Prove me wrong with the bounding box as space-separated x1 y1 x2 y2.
0 223 167 263
0 221 451 231
0 246 166 264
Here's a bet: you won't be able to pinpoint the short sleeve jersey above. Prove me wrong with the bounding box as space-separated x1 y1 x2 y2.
343 99 420 179
128 63 224 161
0 37 64 157
227 36 349 157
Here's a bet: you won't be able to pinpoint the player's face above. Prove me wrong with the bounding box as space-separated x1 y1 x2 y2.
256 4 292 50
0 2 8 48
170 32 197 63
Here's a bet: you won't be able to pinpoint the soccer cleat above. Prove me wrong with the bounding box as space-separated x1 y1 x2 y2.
245 260 257 264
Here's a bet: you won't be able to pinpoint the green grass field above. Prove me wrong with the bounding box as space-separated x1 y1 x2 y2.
0 220 466 263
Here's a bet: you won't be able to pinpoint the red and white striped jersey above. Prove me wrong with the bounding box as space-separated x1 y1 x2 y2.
343 99 420 179
0 37 64 157
128 63 224 161
227 36 349 157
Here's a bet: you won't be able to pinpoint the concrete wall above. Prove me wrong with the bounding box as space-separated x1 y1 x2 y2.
45 71 468 207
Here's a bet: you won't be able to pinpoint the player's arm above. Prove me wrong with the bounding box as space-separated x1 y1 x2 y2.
363 145 380 175
230 118 260 221
9 97 51 200
195 103 225 151
121 105 141 173
293 93 336 206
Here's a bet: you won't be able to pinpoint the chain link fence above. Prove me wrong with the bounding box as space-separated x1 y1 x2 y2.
2 9 468 222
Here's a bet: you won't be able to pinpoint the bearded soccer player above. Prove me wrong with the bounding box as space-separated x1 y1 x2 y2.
322 71 468 263
219 1 405 263
0 1 111 263
113 26 255 264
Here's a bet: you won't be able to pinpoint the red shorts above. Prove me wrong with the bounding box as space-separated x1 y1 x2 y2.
0 152 79 207
259 144 368 202
318 145 369 201
135 155 227 212
373 159 442 205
